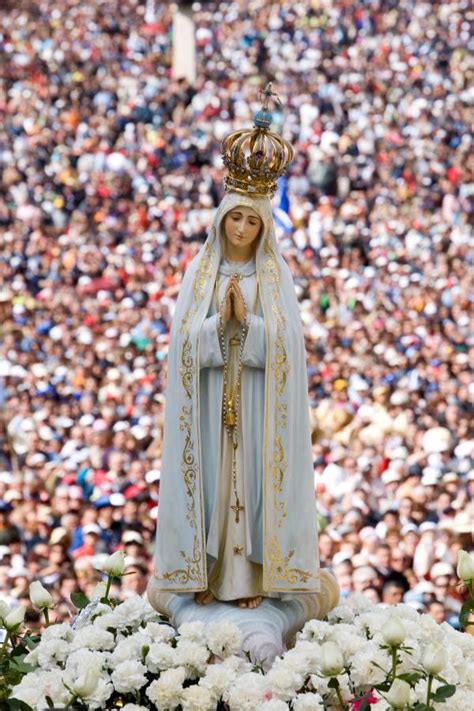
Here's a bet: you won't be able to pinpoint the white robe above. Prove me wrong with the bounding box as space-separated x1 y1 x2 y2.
199 257 266 599
152 192 320 595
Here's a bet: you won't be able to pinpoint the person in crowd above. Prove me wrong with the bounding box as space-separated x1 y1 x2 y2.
0 0 471 622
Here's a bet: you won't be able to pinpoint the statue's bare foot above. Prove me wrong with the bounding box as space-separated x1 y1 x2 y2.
238 596 262 609
195 590 215 605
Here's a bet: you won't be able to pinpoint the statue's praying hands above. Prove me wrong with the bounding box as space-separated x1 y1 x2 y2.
220 277 247 324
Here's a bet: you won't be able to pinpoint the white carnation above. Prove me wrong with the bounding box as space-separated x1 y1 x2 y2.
178 620 206 643
291 692 325 710
206 620 242 658
349 641 390 687
175 639 210 678
94 612 117 630
298 619 332 643
259 700 289 711
225 671 268 710
355 610 388 638
266 664 304 701
111 659 148 693
65 649 107 676
41 622 74 642
222 654 252 674
180 684 215 711
327 624 366 665
11 670 70 709
146 666 186 709
146 641 176 673
109 630 151 665
327 604 355 625
10 671 51 709
346 594 376 614
199 662 238 700
70 626 115 651
36 638 70 668
290 640 322 674
111 596 155 629
146 621 176 642
122 705 150 711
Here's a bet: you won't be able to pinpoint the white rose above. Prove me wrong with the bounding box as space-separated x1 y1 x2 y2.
102 549 125 576
29 580 53 609
385 678 411 708
0 599 9 621
84 676 114 710
382 617 406 647
320 641 344 676
457 550 474 583
3 605 26 631
422 643 448 675
72 667 100 697
180 684 215 711
146 667 186 709
111 659 148 694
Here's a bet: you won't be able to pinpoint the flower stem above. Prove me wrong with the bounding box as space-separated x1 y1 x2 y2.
390 645 399 679
104 574 112 601
43 608 50 627
0 631 11 657
426 673 433 707
334 680 348 710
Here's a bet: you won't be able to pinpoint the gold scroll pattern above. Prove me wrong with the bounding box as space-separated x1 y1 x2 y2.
157 243 215 588
262 237 315 589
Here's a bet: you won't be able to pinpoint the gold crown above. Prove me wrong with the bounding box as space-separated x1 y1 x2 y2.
221 83 294 198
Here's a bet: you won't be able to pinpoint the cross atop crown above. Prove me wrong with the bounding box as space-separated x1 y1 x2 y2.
259 82 281 112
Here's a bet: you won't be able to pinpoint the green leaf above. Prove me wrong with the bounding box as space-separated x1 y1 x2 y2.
10 656 34 674
327 677 340 690
398 671 424 685
459 598 474 627
6 699 35 711
70 592 90 610
432 684 456 702
45 696 54 709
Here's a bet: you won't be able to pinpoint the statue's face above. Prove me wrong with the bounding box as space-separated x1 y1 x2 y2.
224 206 262 251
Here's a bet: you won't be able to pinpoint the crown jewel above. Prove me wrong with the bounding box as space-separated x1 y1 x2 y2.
221 83 294 198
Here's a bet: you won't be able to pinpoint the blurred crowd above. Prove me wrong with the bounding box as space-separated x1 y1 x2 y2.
0 0 472 627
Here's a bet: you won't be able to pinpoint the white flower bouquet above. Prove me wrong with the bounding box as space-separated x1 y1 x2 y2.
3 549 474 710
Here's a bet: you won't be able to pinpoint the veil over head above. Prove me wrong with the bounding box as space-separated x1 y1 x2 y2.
153 191 320 593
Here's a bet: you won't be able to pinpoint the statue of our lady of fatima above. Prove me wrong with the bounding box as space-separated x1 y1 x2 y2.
151 85 324 610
